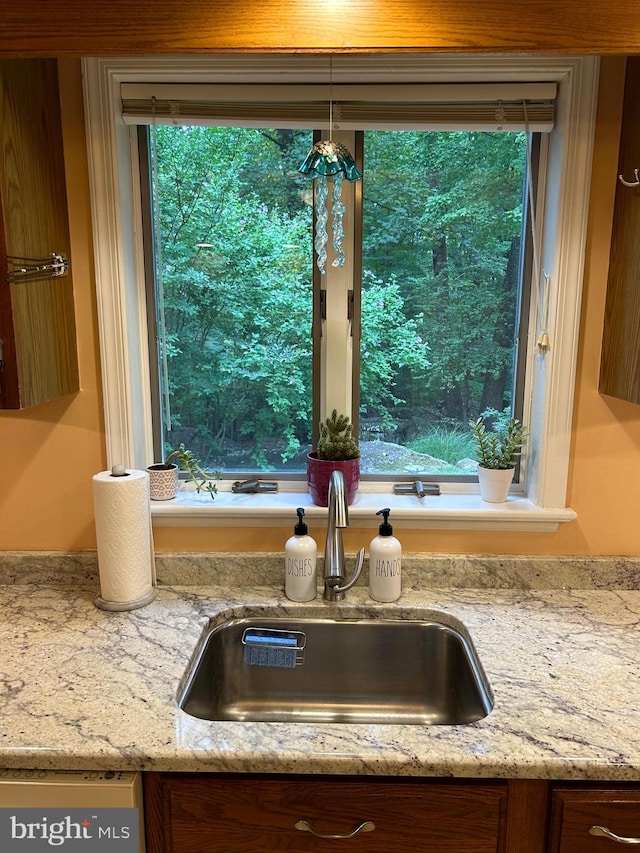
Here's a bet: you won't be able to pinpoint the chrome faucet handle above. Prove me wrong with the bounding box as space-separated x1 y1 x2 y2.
330 547 365 595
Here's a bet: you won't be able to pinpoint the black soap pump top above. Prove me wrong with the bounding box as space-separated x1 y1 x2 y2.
294 506 308 536
376 507 393 536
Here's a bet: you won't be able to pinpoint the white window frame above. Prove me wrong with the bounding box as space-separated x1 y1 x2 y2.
82 54 599 531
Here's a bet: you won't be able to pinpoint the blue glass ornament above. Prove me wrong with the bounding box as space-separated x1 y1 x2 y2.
299 140 362 274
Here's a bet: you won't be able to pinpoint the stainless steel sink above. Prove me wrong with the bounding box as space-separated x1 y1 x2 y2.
178 614 493 725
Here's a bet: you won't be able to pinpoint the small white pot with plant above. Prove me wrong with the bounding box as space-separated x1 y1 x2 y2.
147 444 219 501
469 415 527 503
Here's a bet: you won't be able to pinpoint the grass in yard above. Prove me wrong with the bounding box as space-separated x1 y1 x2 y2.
409 426 474 466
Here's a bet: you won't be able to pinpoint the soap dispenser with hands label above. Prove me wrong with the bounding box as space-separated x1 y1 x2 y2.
368 507 402 602
285 507 318 601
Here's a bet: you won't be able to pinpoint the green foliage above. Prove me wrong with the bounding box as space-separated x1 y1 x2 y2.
151 122 528 474
164 443 219 499
409 426 474 466
361 130 526 427
154 125 314 469
360 271 430 429
317 410 360 461
469 416 527 470
480 406 520 434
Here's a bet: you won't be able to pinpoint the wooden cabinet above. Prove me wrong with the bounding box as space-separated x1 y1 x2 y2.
599 57 640 404
144 772 640 851
0 58 79 408
144 773 551 853
0 0 639 56
549 785 640 851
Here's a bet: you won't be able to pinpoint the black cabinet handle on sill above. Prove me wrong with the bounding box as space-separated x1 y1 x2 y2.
294 819 376 839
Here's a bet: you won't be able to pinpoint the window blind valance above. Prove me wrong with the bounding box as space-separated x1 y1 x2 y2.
121 82 556 132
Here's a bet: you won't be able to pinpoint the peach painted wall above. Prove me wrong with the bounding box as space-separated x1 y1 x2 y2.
0 58 106 551
1 56 638 556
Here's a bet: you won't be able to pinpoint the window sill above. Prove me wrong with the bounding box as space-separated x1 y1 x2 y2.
150 484 576 532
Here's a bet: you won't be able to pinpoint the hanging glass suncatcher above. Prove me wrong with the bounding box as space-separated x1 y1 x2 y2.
299 139 362 274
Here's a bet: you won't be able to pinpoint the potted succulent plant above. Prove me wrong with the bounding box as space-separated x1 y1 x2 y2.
147 444 219 501
307 410 361 507
470 415 527 503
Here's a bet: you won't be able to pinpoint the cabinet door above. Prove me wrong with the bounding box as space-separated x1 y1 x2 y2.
0 58 79 408
145 773 508 853
549 786 640 851
599 57 640 404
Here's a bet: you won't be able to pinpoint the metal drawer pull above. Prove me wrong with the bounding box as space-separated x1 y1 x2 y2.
590 825 640 844
294 819 376 839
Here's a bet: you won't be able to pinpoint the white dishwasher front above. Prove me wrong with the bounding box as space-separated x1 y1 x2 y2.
0 769 144 851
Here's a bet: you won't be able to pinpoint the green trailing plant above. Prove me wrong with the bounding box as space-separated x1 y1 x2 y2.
163 444 219 499
469 416 527 470
317 410 360 461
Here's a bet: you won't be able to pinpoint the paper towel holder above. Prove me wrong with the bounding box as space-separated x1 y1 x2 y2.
93 464 157 612
95 588 157 612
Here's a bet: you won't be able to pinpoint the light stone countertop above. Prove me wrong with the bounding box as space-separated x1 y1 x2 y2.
1 553 640 780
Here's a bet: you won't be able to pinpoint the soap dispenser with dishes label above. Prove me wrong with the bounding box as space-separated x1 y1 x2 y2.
285 507 318 601
368 507 402 602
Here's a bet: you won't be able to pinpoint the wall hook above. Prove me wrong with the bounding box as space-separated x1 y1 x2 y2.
619 169 640 188
7 253 69 283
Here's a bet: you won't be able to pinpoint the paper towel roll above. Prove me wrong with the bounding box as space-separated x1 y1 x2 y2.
92 467 156 611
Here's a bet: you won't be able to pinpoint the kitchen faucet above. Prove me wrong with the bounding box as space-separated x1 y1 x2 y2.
323 470 365 601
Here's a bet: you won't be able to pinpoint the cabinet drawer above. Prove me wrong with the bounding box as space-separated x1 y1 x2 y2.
146 774 508 853
549 787 640 852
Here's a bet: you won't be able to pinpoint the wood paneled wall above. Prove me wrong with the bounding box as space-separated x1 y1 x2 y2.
0 0 637 57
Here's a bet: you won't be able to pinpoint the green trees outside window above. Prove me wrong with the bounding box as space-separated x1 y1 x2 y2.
151 126 314 471
149 124 526 476
360 130 526 473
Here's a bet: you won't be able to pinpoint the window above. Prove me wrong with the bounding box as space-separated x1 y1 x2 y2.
143 124 315 474
83 55 598 528
141 118 533 480
358 129 529 478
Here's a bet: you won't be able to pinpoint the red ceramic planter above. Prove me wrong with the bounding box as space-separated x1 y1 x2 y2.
307 453 360 507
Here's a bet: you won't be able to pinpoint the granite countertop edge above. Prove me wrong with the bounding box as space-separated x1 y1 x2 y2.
1 552 640 781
